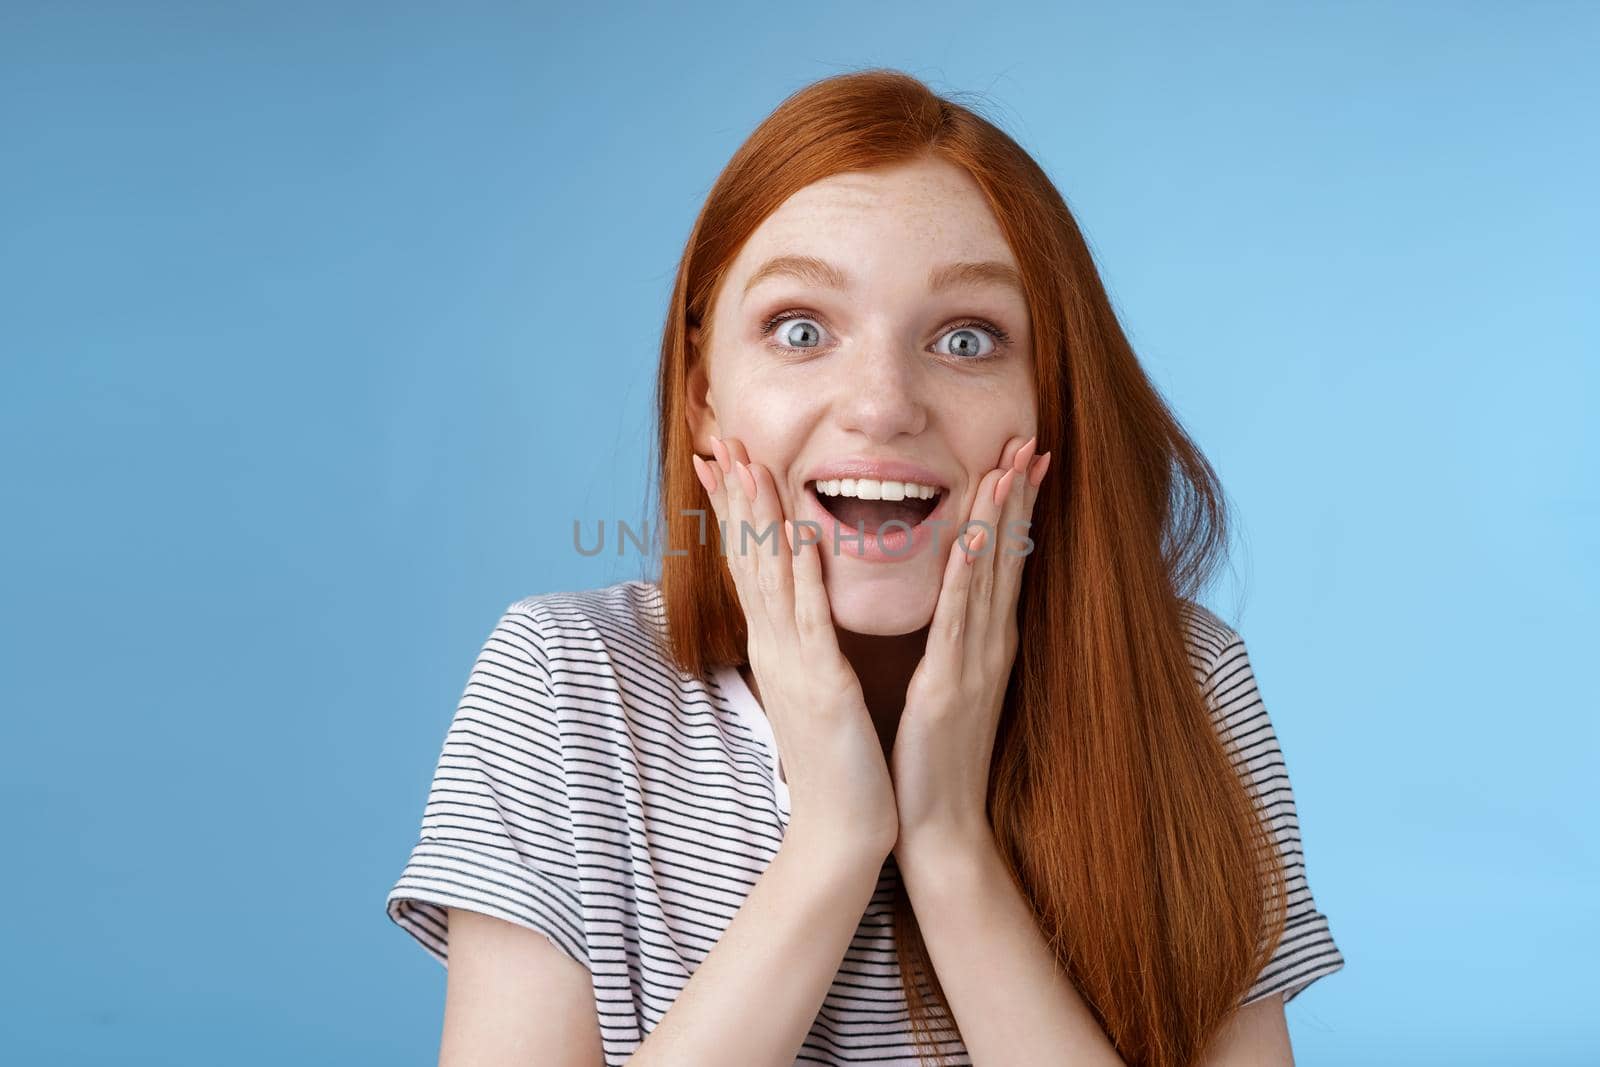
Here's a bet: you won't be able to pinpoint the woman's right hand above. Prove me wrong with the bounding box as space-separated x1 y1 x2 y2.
692 435 899 858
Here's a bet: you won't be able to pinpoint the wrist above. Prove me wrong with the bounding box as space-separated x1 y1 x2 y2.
894 817 995 861
782 816 895 872
894 822 1001 885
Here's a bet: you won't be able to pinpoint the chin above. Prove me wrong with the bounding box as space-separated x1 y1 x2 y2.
824 568 939 636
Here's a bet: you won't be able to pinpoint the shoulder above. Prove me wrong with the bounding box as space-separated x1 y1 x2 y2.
1178 598 1238 655
1177 598 1243 689
497 579 672 668
1175 599 1277 752
1177 601 1347 1003
504 578 666 637
1184 601 1241 659
491 580 689 712
444 581 677 772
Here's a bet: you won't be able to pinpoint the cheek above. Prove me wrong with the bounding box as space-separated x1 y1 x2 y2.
957 385 1038 460
721 381 812 449
712 383 814 509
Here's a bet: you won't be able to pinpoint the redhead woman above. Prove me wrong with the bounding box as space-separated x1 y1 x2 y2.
386 69 1344 1067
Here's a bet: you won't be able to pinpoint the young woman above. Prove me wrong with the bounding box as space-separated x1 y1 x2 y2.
386 69 1345 1066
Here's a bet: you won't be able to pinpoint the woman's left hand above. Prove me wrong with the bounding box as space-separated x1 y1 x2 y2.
889 434 1052 857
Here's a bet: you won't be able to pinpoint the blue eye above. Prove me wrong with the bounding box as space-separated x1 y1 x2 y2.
934 323 992 361
761 312 824 349
758 309 1012 361
936 321 1010 360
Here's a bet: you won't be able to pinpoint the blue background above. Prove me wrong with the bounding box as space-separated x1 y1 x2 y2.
3 2 1595 1063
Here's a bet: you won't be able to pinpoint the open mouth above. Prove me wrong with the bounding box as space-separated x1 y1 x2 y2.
805 477 945 532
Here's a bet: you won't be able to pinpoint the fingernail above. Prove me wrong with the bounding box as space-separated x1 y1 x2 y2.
1015 435 1038 473
993 468 1017 506
735 460 758 500
691 454 713 494
964 527 987 562
710 436 730 472
1028 451 1052 488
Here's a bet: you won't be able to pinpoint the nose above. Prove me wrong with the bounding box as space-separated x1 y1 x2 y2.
830 339 929 442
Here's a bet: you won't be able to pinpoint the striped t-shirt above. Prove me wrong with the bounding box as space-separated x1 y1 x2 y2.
386 579 1345 1064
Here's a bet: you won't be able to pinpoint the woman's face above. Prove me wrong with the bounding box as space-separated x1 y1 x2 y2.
689 155 1038 636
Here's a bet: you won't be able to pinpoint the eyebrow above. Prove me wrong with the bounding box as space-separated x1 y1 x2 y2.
741 254 1024 300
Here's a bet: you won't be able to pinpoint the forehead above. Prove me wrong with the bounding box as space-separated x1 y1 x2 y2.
729 158 1017 282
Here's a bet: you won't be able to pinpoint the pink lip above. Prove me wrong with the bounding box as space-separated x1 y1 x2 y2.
802 458 951 489
800 482 954 565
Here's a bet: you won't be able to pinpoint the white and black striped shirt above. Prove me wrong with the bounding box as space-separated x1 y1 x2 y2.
386 579 1344 1064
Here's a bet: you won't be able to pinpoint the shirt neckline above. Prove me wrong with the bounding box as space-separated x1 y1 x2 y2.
713 664 791 821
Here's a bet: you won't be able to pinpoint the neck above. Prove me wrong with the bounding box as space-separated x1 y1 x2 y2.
836 624 929 758
736 626 929 761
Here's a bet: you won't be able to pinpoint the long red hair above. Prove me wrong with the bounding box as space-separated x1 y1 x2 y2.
648 69 1286 1066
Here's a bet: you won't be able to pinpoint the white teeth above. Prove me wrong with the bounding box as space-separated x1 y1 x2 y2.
813 476 942 500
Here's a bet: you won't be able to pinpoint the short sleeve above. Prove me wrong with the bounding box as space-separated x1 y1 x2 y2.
1203 630 1346 1006
385 602 589 971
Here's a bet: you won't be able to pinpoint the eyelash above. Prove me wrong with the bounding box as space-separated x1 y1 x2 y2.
757 308 1013 360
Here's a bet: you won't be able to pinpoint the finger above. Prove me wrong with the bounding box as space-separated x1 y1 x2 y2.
727 456 757 573
990 444 1041 636
746 460 798 644
1014 449 1051 562
691 451 726 549
719 446 773 647
958 465 1012 679
707 434 741 559
787 517 838 649
927 501 985 672
1020 448 1050 536
700 445 765 636
710 437 784 656
1010 434 1038 480
1021 448 1051 555
692 450 728 548
997 433 1030 472
713 434 756 566
722 436 765 573
1027 449 1051 494
988 436 1035 556
691 452 717 496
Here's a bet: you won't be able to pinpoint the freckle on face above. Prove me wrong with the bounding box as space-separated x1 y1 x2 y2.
701 158 1036 634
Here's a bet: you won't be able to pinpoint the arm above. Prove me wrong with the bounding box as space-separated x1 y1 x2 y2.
438 822 884 1067
1197 995 1294 1066
889 446 1125 1062
441 907 605 1067
628 821 889 1066
898 833 1296 1067
896 830 1126 1066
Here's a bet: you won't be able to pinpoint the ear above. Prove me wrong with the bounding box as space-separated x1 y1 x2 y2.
684 325 718 452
